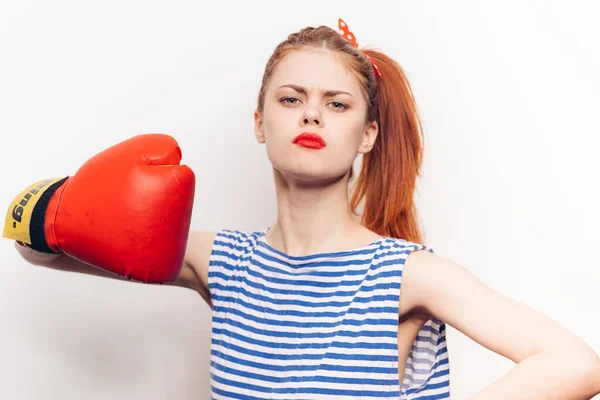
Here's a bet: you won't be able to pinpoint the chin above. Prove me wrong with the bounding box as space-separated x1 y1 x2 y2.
275 165 350 186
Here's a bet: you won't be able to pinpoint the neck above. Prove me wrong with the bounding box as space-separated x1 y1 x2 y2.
265 167 380 257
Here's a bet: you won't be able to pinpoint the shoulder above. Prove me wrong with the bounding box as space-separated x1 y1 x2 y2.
381 238 438 318
379 237 435 269
210 228 266 258
212 228 257 246
398 246 490 326
396 244 447 319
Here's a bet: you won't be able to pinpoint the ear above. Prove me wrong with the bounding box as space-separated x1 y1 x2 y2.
357 120 378 154
254 111 265 144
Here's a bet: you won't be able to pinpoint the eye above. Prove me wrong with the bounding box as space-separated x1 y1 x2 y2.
280 97 301 105
328 101 349 111
279 97 349 111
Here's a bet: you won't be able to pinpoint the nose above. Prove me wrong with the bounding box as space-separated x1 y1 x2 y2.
301 105 323 127
303 117 320 125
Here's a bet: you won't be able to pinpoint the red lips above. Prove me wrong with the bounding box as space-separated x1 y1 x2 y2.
293 132 326 149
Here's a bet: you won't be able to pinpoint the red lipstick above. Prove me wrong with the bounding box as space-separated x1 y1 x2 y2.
293 132 326 149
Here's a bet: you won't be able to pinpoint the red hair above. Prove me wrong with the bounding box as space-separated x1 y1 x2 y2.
256 25 426 244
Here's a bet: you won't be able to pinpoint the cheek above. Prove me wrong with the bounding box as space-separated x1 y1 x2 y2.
340 120 367 150
262 109 290 141
331 143 362 168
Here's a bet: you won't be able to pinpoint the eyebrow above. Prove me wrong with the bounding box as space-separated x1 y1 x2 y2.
278 84 353 97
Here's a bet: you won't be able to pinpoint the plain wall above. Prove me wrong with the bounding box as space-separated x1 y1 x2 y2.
1 0 598 398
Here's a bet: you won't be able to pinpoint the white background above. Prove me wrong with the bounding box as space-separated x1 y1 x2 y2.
1 0 599 398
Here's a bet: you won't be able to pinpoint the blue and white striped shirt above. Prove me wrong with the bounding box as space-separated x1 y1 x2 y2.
208 228 451 399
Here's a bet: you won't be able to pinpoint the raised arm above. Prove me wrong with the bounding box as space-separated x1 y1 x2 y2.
13 229 219 308
4 134 195 284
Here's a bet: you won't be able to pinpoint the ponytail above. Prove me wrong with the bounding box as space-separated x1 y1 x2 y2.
349 49 426 244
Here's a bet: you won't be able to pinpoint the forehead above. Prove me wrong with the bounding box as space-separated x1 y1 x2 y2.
268 49 360 94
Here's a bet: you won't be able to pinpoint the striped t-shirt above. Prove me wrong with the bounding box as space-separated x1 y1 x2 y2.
208 227 451 399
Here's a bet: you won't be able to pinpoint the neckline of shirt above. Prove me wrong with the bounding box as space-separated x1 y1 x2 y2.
257 227 389 261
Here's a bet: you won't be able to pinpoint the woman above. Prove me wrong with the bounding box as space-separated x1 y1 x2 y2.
12 19 600 400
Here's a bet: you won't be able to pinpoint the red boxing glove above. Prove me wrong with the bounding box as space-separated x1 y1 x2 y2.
3 134 195 283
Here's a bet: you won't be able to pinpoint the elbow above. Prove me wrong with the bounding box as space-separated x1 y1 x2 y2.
583 357 600 396
545 345 600 398
572 352 600 398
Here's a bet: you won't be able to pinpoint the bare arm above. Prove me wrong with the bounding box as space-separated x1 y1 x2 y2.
13 240 200 292
400 250 600 399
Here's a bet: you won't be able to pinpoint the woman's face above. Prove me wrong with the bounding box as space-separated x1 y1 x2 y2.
254 48 378 185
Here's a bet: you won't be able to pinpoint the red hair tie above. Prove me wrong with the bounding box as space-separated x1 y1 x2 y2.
338 18 382 79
